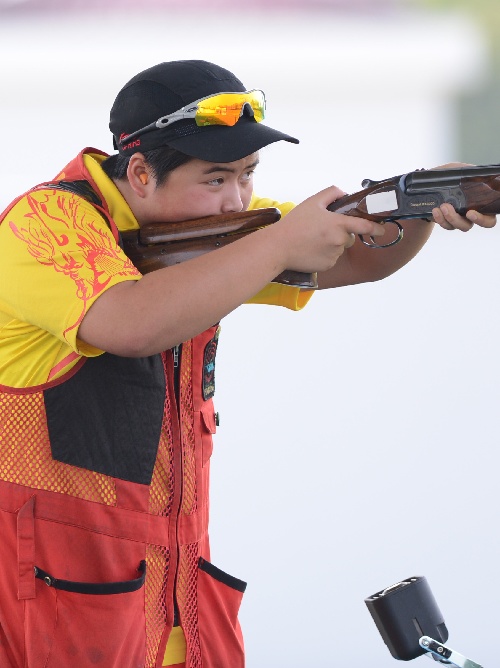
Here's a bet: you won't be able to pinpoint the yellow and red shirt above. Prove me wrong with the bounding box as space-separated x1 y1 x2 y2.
0 151 312 389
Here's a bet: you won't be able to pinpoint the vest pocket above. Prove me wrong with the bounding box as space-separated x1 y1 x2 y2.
18 498 149 668
25 561 147 668
199 400 217 467
196 557 246 668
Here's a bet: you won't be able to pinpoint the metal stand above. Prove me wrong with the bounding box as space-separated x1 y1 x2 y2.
419 635 483 668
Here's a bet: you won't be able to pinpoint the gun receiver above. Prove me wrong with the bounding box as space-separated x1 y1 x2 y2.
121 207 318 289
328 163 500 223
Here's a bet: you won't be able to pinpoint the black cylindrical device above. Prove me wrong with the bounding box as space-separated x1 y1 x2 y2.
365 576 448 660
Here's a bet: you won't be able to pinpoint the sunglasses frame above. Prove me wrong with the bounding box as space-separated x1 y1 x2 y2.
119 89 266 147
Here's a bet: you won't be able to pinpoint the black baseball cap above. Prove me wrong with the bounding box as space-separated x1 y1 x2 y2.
109 60 299 163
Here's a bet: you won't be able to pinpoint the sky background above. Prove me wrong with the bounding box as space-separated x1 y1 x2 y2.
1 2 499 667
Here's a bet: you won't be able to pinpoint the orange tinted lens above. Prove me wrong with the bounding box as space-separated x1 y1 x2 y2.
195 91 265 127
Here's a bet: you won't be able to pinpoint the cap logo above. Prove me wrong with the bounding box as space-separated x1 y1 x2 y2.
119 133 141 152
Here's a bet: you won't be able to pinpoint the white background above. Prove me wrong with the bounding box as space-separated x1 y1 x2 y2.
1 8 499 667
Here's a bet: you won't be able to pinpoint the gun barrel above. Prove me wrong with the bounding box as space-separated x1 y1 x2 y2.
405 164 500 191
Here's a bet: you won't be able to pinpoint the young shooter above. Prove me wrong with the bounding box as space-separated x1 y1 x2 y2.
0 60 494 668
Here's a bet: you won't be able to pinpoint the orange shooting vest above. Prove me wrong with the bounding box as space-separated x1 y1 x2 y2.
0 149 246 668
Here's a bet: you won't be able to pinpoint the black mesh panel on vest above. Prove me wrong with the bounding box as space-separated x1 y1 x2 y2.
44 353 166 484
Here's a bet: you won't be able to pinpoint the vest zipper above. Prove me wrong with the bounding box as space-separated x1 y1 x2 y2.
173 345 180 393
172 343 182 629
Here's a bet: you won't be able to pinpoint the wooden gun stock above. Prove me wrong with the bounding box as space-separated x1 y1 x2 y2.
121 207 318 289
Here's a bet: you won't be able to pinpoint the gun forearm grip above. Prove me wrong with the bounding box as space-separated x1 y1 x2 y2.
461 178 500 215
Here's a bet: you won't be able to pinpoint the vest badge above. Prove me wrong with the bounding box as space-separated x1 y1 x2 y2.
202 326 220 400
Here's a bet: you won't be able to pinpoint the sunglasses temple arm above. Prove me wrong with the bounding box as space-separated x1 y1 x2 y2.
117 119 167 146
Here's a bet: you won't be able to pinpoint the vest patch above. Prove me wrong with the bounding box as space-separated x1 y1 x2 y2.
202 327 220 400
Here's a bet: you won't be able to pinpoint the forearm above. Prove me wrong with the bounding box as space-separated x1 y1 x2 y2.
317 217 434 289
78 222 288 357
78 185 393 355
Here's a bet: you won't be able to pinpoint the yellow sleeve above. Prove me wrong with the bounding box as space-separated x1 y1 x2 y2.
247 194 315 311
0 189 141 387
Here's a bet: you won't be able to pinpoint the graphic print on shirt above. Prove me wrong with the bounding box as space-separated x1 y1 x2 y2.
9 190 140 343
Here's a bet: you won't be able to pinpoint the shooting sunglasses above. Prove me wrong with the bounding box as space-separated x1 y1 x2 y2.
119 89 266 147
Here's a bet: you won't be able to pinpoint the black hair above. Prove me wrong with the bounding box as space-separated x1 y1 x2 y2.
101 146 194 187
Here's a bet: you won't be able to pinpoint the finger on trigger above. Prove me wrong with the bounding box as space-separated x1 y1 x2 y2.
345 233 356 249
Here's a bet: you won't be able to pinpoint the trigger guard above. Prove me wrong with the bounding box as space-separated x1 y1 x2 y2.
359 220 404 249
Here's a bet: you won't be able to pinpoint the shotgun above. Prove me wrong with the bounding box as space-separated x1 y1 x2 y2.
328 163 500 247
121 164 500 287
